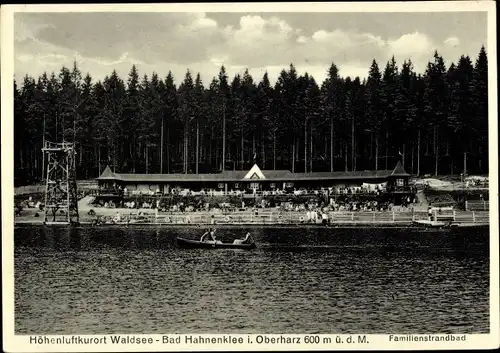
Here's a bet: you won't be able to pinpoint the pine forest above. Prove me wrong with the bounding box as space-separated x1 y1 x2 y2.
14 47 488 186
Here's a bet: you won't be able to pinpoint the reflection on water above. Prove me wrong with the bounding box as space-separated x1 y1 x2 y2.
14 225 489 334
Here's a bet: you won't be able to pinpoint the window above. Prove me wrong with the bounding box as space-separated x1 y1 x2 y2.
250 182 260 189
234 183 239 189
218 183 224 189
397 179 404 187
286 182 294 188
270 183 276 188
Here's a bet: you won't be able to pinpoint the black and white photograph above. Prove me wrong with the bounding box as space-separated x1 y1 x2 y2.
2 2 498 351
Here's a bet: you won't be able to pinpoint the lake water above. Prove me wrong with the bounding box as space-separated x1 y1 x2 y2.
14 225 489 334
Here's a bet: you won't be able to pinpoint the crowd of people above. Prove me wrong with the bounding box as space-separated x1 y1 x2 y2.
330 184 386 195
465 178 488 188
90 192 420 215
98 183 399 198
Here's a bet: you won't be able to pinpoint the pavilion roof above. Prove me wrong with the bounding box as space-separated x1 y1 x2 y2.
97 163 409 182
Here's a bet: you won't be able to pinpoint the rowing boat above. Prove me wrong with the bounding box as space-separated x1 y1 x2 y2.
412 220 451 229
176 237 257 250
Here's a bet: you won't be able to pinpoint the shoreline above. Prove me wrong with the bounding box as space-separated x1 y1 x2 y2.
14 208 489 227
14 207 489 228
14 220 489 229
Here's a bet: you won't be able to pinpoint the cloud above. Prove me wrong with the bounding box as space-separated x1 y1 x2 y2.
14 19 53 42
387 31 434 57
188 14 218 30
338 64 370 80
14 13 474 85
297 36 308 44
216 15 295 66
444 36 460 47
216 17 389 71
16 12 223 64
310 29 385 51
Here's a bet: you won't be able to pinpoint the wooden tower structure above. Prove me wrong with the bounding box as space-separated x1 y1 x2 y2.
42 141 79 224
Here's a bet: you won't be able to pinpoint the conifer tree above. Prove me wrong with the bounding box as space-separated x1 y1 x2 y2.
162 72 178 173
364 60 382 170
13 46 489 184
193 73 206 174
320 63 343 171
472 46 488 172
124 65 141 172
256 72 274 169
177 70 196 174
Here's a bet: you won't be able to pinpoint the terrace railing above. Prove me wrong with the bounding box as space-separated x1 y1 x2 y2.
98 188 419 198
95 209 489 226
388 185 417 193
465 200 489 211
97 188 123 196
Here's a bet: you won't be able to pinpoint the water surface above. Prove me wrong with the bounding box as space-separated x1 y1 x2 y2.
14 225 489 334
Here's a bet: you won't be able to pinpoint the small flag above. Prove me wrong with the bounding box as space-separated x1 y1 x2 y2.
253 152 257 161
399 150 403 157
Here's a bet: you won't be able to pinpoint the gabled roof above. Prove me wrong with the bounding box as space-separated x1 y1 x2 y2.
244 164 266 180
96 165 116 180
219 170 247 179
96 164 409 183
113 173 237 183
261 170 294 179
289 170 394 180
391 161 410 177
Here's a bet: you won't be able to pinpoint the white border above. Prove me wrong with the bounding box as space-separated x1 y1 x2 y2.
2 2 498 352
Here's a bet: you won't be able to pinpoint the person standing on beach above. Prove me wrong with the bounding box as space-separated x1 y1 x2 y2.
321 212 328 225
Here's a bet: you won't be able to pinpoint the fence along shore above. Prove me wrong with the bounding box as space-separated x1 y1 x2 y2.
15 208 489 226
14 179 490 227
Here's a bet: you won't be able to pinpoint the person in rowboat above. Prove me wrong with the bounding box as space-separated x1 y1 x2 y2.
212 229 223 244
200 228 221 243
233 232 253 245
200 228 213 242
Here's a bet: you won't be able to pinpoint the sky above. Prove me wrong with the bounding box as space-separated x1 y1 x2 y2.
14 11 488 86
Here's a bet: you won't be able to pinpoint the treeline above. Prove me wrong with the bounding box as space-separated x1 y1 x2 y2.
14 46 488 185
